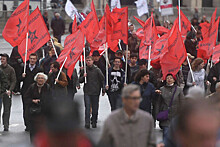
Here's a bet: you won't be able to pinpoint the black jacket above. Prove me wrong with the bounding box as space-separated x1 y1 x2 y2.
21 64 42 95
79 65 105 95
208 62 220 93
51 18 65 36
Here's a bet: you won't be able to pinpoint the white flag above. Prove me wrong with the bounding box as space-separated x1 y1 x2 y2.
65 0 84 22
111 0 121 11
135 0 149 17
160 0 174 16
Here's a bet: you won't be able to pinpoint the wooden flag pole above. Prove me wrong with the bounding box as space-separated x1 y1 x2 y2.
186 56 195 82
178 0 181 32
105 43 109 86
55 56 68 84
50 38 58 58
23 32 29 74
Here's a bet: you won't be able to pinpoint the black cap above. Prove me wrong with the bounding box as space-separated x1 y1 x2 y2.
92 50 100 56
138 59 147 65
116 50 123 54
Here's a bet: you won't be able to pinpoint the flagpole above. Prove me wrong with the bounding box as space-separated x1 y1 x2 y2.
54 56 68 84
191 25 197 33
83 37 87 83
24 32 29 74
125 45 128 84
178 0 181 32
105 43 109 86
186 56 195 82
148 45 152 70
50 38 58 58
118 39 125 61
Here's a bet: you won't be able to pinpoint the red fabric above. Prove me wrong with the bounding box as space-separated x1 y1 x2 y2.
78 0 99 44
174 6 191 38
212 44 220 64
160 24 187 80
139 13 158 60
156 26 169 35
2 0 29 47
111 7 128 44
133 16 145 27
90 15 106 49
72 18 78 34
203 8 217 39
18 7 50 62
198 18 219 59
160 4 173 9
200 22 210 39
197 49 208 64
136 28 144 39
57 30 84 78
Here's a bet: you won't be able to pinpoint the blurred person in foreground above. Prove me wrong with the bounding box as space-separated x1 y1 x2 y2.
24 73 51 141
99 84 156 147
207 82 220 99
33 100 93 147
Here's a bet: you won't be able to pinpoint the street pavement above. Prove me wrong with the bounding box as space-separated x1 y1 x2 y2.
0 35 162 147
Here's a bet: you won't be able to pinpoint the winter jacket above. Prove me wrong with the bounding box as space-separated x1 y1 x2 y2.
133 82 155 113
51 18 65 36
187 69 206 91
79 65 105 96
21 64 42 95
156 85 184 127
67 68 79 94
98 108 156 147
208 62 220 93
0 64 16 91
0 69 8 95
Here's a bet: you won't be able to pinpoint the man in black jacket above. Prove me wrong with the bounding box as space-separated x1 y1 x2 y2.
208 61 220 93
51 13 65 43
79 56 105 129
21 53 41 131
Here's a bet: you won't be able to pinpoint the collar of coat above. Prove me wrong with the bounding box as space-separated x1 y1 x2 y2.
120 108 139 124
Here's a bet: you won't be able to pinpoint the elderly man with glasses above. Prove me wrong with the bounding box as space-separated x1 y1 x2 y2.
99 84 156 147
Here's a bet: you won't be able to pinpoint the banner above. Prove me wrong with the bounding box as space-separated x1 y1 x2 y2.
135 0 149 17
65 0 84 23
78 0 99 44
72 18 78 34
18 7 50 62
160 0 174 16
133 16 145 27
2 0 29 47
111 0 121 11
212 45 220 64
160 24 187 79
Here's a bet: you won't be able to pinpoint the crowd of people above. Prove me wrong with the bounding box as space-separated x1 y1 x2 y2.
0 8 220 147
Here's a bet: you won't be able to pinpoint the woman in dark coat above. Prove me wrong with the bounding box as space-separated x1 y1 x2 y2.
24 72 51 141
133 69 156 114
156 74 184 142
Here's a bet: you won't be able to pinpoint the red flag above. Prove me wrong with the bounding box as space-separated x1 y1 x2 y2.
72 18 78 34
2 0 29 47
174 6 191 38
156 26 169 35
198 18 219 58
78 0 99 44
18 7 50 62
212 44 220 64
203 8 217 39
91 15 106 49
139 13 158 59
111 7 128 44
160 24 187 80
133 16 145 27
57 30 84 78
136 28 144 39
200 22 210 38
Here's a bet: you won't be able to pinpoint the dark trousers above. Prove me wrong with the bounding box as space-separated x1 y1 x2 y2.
107 92 122 111
84 95 99 124
67 88 76 100
0 93 12 129
30 113 42 142
21 95 30 129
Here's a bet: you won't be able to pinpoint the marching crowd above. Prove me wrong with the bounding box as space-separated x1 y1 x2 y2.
0 9 220 147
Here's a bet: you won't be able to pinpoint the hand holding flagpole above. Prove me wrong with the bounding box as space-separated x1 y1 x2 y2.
54 57 68 84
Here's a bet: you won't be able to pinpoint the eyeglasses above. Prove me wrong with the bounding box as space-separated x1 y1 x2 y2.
127 96 142 100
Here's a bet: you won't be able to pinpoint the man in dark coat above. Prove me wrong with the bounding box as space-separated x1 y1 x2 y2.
51 13 65 43
21 53 42 131
208 61 220 93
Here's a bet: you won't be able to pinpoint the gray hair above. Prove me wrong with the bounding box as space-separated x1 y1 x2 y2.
216 82 220 90
121 84 140 98
34 72 48 81
185 86 205 99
